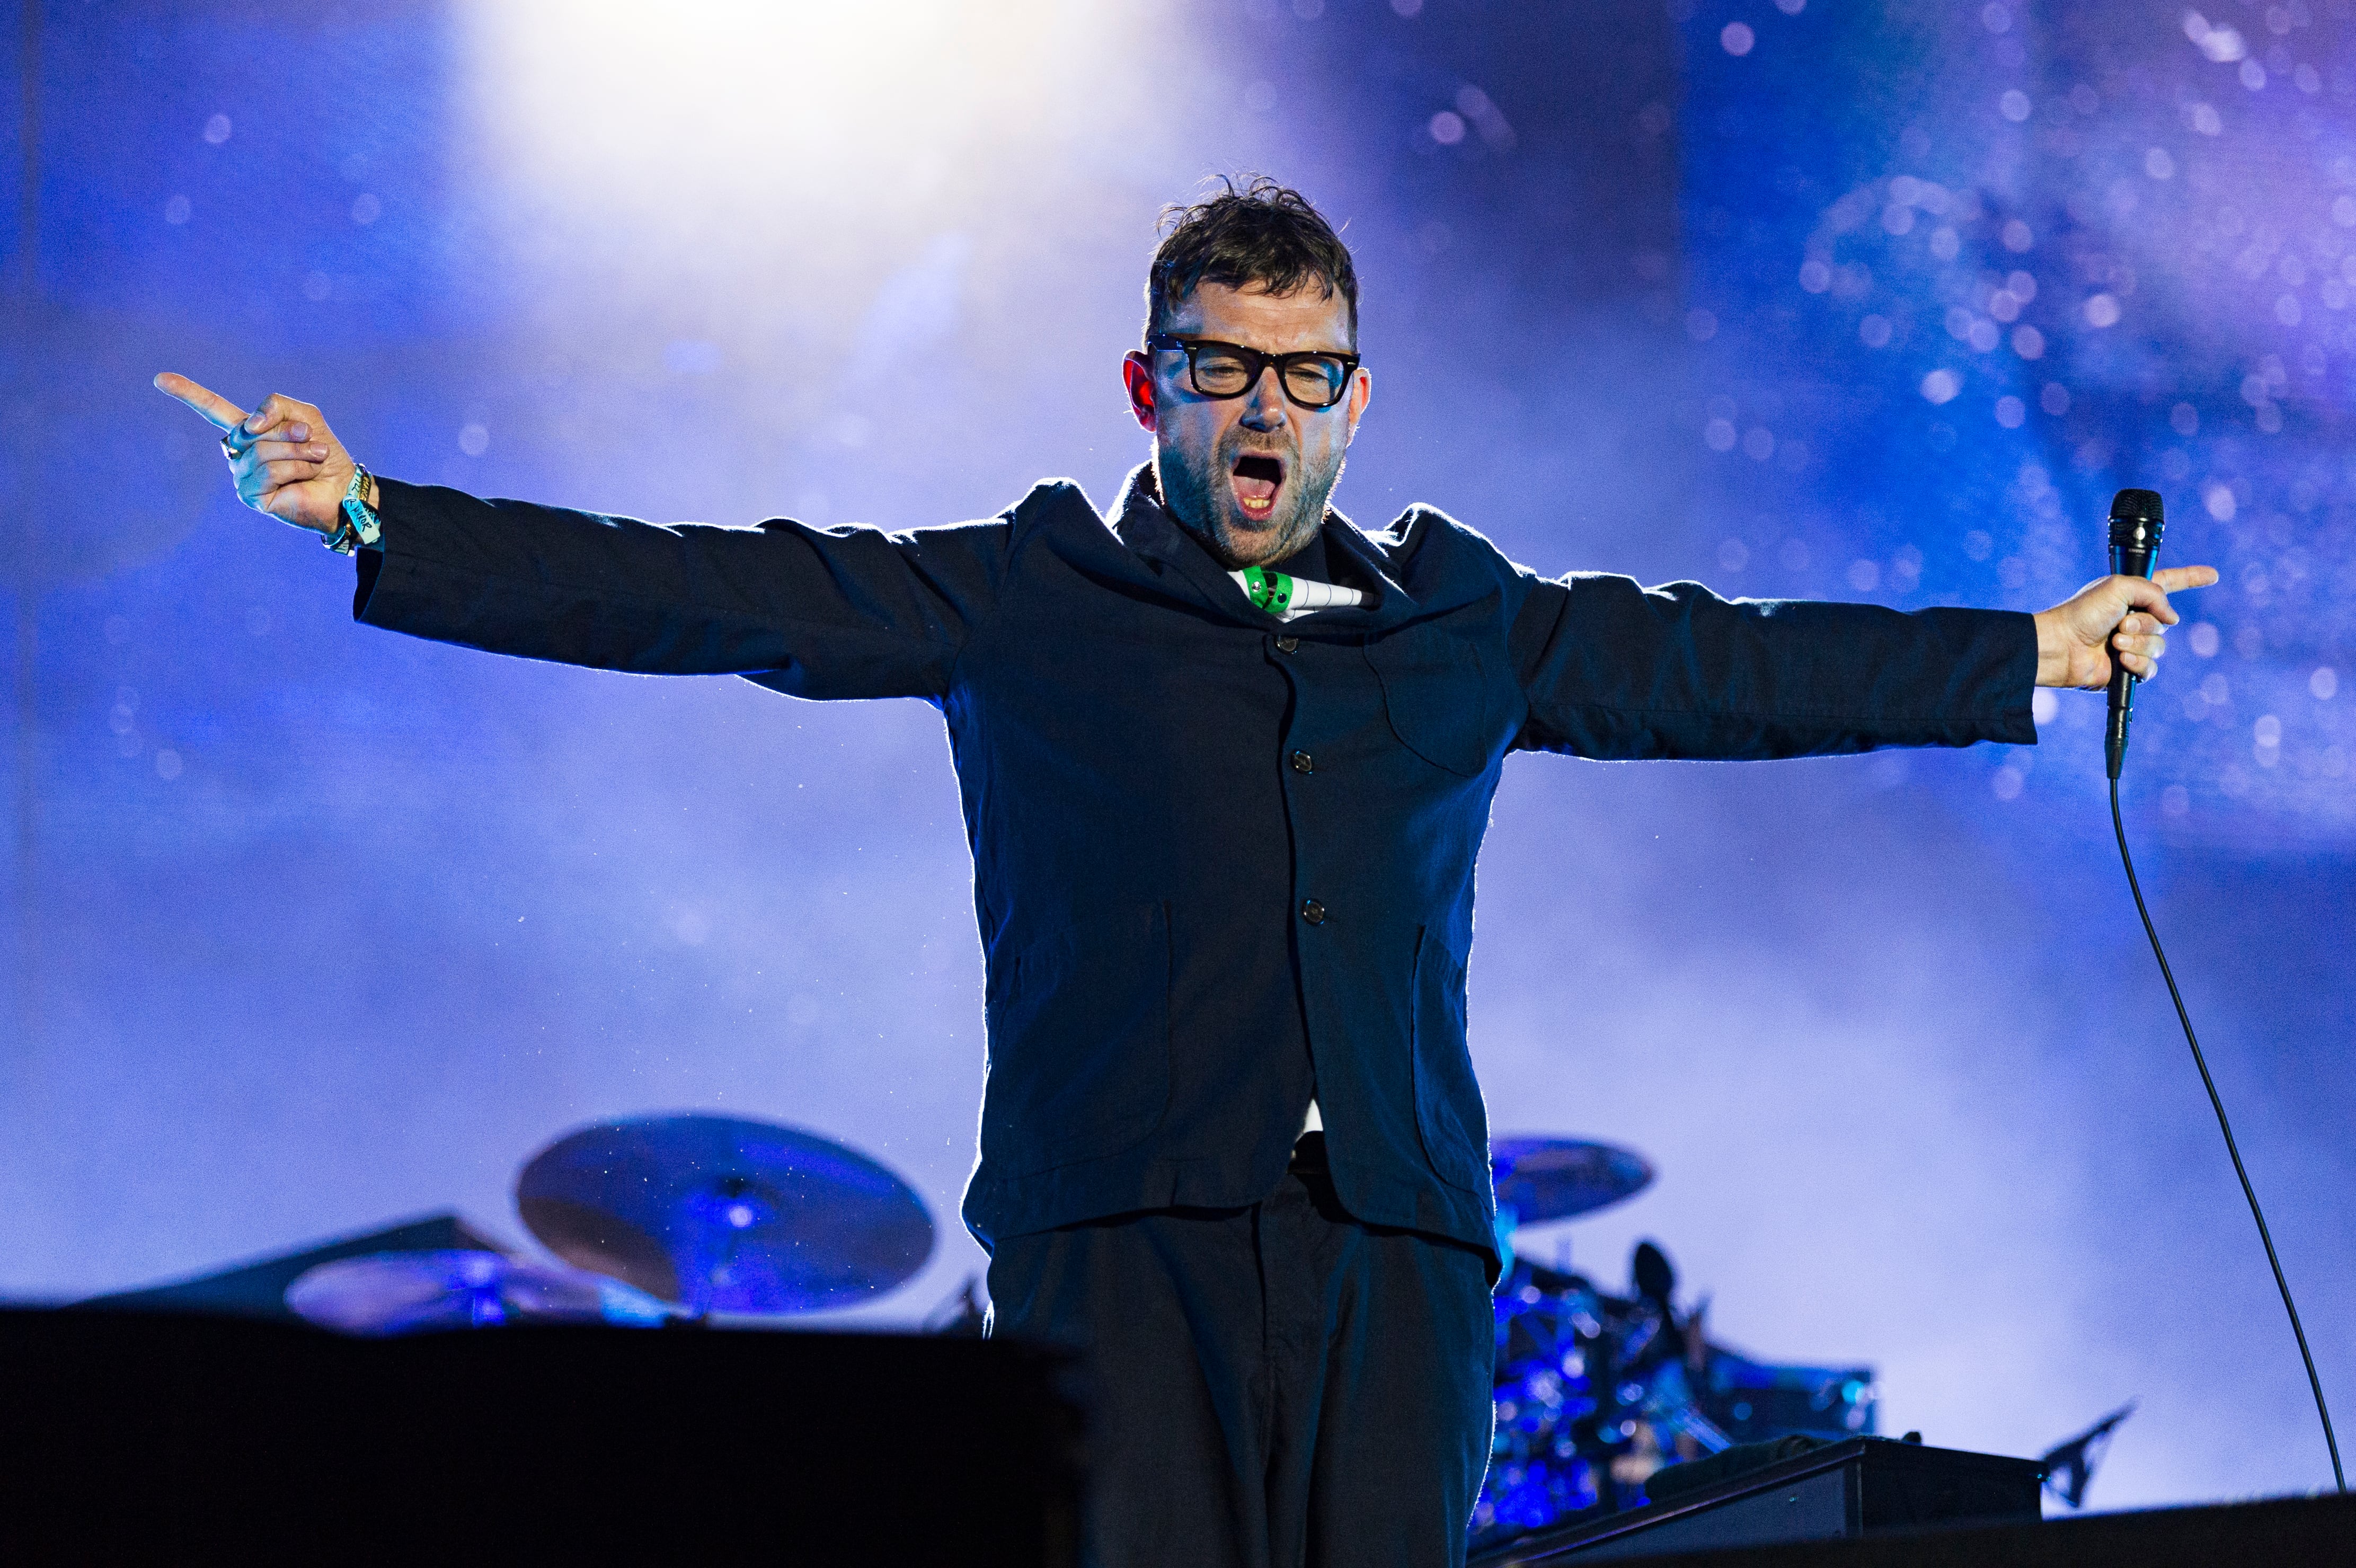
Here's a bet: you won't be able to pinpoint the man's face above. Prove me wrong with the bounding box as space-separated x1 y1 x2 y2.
1122 279 1372 569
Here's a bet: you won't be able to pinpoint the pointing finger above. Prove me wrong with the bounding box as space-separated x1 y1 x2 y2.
2152 565 2219 593
154 371 250 433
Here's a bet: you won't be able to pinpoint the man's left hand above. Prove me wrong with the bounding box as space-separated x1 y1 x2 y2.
2033 566 2220 689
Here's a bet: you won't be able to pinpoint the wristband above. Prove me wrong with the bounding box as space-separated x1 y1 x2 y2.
324 464 381 555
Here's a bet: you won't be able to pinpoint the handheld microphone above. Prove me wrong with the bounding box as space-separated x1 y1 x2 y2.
2104 488 2165 780
2096 485 2346 1491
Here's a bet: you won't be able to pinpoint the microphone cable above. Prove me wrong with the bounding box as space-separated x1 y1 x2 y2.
2109 777 2345 1493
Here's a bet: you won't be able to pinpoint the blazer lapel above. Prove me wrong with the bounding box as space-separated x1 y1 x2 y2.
1107 465 1261 622
1315 508 1420 634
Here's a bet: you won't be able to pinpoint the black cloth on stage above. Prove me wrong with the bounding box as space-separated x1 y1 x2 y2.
352 463 2036 1262
985 1154 1497 1568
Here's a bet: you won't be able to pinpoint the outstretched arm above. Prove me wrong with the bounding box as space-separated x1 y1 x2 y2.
153 374 1007 701
1510 558 2213 762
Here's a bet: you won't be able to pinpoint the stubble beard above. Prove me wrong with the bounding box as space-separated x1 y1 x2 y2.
1157 431 1345 570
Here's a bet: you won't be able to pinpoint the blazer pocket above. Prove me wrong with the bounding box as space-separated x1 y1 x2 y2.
1367 622 1496 777
981 902 1173 1175
1410 925 1492 1193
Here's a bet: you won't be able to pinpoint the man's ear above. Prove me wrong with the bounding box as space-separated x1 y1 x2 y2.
1122 352 1157 432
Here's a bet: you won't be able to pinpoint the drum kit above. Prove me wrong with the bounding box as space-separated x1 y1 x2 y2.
1468 1138 1874 1547
281 1116 1871 1546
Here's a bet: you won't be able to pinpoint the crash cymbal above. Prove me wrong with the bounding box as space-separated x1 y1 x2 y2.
284 1250 674 1336
516 1114 935 1315
1490 1137 1654 1226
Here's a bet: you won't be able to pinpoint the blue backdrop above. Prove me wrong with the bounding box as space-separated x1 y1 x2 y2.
3 0 2348 1511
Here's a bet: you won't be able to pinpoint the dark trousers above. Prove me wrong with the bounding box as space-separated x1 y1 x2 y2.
986 1149 1495 1568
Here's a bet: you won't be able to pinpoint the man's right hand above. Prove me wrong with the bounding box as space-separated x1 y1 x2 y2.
153 374 362 537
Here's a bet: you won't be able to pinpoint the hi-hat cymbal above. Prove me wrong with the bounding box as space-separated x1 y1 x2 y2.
284 1250 674 1336
1490 1137 1654 1226
516 1114 935 1315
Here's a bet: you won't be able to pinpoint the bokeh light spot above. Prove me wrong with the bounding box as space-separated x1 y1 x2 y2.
1722 22 1755 56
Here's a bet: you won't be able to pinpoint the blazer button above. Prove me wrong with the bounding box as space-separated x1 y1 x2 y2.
1300 898 1327 925
1274 635 1300 654
1290 750 1314 774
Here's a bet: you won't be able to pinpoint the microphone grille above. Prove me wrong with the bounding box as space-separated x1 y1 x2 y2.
2109 487 2165 548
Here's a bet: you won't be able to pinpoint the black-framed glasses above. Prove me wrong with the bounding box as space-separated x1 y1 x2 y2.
1144 332 1361 411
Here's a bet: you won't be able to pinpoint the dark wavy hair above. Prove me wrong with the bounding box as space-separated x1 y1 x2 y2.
1146 175 1359 345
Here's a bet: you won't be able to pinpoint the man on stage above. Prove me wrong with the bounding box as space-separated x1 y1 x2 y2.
159 178 2210 1568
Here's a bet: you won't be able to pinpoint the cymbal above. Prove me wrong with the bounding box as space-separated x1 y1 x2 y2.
516 1114 935 1315
1490 1137 1654 1226
284 1250 674 1336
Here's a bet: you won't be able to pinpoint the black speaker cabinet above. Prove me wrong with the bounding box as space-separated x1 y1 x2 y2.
0 1308 1082 1565
1476 1437 2043 1563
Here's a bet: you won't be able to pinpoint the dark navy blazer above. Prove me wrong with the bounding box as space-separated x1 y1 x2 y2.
355 464 2035 1260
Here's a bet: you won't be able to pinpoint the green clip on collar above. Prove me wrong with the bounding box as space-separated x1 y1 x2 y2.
1241 564 1295 615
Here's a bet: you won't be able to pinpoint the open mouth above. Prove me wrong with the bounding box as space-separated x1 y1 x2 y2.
1230 454 1286 522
